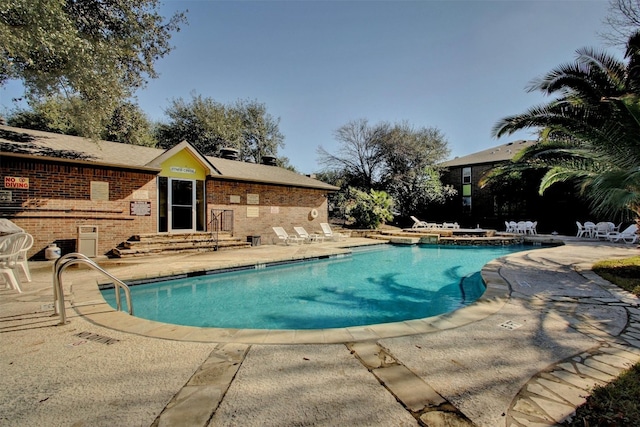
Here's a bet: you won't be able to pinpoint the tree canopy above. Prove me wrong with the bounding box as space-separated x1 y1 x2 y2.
7 96 157 146
155 94 287 165
318 119 454 220
489 31 640 219
0 0 185 137
602 0 640 47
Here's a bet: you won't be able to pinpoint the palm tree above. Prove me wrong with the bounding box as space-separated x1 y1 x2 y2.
488 32 640 219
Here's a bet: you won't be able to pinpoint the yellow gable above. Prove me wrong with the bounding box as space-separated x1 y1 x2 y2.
159 149 208 180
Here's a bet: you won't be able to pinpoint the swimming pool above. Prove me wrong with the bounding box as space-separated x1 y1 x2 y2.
101 244 529 329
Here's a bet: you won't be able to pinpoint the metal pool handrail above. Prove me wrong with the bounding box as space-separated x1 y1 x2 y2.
53 253 133 325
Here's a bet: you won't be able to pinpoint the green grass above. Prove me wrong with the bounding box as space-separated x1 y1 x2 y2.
563 256 640 426
592 256 640 297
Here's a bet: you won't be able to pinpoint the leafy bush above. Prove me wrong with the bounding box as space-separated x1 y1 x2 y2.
344 188 394 229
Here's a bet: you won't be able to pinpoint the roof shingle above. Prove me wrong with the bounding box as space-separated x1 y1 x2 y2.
442 140 537 167
0 125 338 191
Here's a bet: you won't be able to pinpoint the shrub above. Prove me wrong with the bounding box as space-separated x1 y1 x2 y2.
345 188 394 229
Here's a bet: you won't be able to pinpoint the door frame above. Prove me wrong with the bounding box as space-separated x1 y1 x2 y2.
168 177 196 233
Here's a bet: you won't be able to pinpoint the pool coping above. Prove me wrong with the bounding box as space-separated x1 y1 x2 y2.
71 245 517 344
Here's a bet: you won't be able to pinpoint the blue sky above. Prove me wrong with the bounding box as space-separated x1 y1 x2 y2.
0 0 616 173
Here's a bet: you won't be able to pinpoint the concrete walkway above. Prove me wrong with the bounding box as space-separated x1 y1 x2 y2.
0 237 638 426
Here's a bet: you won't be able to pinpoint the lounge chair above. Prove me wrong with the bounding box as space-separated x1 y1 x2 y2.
0 232 29 293
293 226 324 243
410 216 429 228
272 227 304 245
319 223 349 241
442 222 460 229
606 224 638 244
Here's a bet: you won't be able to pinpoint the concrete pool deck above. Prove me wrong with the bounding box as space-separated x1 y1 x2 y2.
1 236 639 426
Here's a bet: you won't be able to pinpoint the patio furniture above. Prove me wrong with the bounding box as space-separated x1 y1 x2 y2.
410 216 429 228
0 232 29 293
575 221 587 238
0 218 24 235
594 222 614 239
606 224 638 244
16 233 34 282
293 226 324 243
442 222 460 229
272 227 304 245
526 221 537 234
320 223 349 241
584 221 596 238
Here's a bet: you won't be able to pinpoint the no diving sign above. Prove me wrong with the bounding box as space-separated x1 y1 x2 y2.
4 176 29 189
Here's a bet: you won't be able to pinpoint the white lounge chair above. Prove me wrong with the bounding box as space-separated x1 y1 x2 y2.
320 223 349 241
606 224 638 244
0 232 29 293
293 226 324 243
442 222 460 229
410 216 429 228
272 227 304 245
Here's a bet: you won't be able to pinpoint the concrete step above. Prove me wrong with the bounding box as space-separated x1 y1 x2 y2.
131 232 233 243
123 235 239 249
112 240 251 258
112 232 251 258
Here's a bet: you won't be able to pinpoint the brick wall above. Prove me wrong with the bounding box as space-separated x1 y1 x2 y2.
438 163 503 227
1 157 333 258
208 180 329 245
1 158 157 258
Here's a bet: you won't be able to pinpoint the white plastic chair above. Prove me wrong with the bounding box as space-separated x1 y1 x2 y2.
606 224 638 244
293 226 324 243
410 216 429 228
576 221 587 238
0 233 29 293
16 233 33 282
594 222 613 239
584 221 596 238
320 223 349 241
272 227 304 245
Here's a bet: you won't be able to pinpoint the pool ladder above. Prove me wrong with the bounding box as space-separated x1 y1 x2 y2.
53 253 133 326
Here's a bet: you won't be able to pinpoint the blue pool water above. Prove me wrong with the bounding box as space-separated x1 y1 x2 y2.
102 244 528 329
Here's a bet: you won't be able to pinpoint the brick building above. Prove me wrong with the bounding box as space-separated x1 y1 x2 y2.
432 140 590 234
0 125 338 258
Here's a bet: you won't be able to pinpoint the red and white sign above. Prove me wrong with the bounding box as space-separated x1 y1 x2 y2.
4 177 29 189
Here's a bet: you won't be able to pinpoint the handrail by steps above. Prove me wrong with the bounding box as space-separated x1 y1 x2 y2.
53 253 133 325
